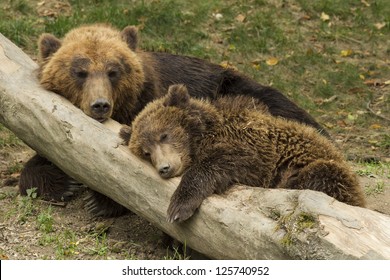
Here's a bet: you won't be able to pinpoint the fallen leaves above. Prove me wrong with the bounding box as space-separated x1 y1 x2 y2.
213 13 223 21
235 14 246 23
374 22 386 30
364 79 390 87
248 57 280 69
320 12 330 22
265 57 279 66
37 0 72 18
314 95 338 106
370 124 382 129
219 61 237 70
340 49 354 57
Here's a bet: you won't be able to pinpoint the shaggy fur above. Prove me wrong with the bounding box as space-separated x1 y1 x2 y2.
20 24 329 217
126 85 366 223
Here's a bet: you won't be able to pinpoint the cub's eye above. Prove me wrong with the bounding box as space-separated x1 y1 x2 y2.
160 133 168 142
143 151 151 158
75 70 88 79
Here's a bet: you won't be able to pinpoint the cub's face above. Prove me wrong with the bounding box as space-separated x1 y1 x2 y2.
126 84 208 179
129 106 192 179
37 25 144 122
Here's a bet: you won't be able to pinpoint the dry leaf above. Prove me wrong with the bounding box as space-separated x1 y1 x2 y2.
337 120 347 127
370 124 382 129
340 49 353 57
235 14 246 23
320 12 330 21
324 95 338 103
251 59 261 70
324 122 334 129
251 58 261 65
266 57 279 66
213 13 223 20
374 22 386 30
300 15 311 21
364 79 384 87
361 0 370 7
228 44 236 51
220 61 237 70
348 87 365 94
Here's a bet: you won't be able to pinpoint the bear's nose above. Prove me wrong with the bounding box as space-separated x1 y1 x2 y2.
91 98 111 115
158 164 171 177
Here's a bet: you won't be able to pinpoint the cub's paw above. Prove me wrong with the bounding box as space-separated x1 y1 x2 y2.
167 196 201 223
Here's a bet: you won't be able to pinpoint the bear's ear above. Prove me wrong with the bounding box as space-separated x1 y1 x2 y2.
164 84 190 108
119 125 132 146
121 26 138 51
38 33 62 60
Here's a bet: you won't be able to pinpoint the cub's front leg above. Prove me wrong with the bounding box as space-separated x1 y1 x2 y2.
167 161 234 223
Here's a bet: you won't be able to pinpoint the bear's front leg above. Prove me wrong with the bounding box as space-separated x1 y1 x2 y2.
19 154 84 201
167 188 205 223
167 162 233 223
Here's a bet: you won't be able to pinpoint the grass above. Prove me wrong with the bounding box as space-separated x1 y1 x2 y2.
16 187 38 223
356 161 390 178
0 125 24 148
365 181 385 196
0 0 388 118
356 161 389 196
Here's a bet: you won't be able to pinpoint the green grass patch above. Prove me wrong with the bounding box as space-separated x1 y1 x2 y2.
37 206 54 233
356 161 390 178
0 125 24 148
365 181 385 196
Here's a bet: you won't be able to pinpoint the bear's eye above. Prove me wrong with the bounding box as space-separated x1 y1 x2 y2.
160 133 168 142
76 70 88 79
108 70 119 79
143 151 151 158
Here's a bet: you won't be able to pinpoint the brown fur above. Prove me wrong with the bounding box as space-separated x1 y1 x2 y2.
20 24 329 217
38 24 146 122
127 85 366 223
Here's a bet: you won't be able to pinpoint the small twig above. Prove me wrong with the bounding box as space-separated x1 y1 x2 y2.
38 200 67 207
366 100 390 122
337 34 364 45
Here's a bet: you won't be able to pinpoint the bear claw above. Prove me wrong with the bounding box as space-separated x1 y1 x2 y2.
167 202 197 223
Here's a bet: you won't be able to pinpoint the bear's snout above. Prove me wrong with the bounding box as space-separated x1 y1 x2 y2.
91 98 111 120
158 163 172 178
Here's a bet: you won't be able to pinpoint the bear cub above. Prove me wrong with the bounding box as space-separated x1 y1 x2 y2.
122 84 366 223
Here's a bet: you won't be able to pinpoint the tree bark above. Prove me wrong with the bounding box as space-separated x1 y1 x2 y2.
1 33 389 260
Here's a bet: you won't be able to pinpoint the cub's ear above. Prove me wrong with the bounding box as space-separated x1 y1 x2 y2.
121 26 138 51
38 33 62 60
164 84 190 107
119 125 132 145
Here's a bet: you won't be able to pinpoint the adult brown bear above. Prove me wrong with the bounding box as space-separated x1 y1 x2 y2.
19 24 329 217
124 84 365 222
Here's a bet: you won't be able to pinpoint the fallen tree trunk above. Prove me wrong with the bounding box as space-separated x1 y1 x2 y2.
1 33 389 260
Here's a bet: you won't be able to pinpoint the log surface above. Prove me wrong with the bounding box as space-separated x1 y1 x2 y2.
1 33 389 260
